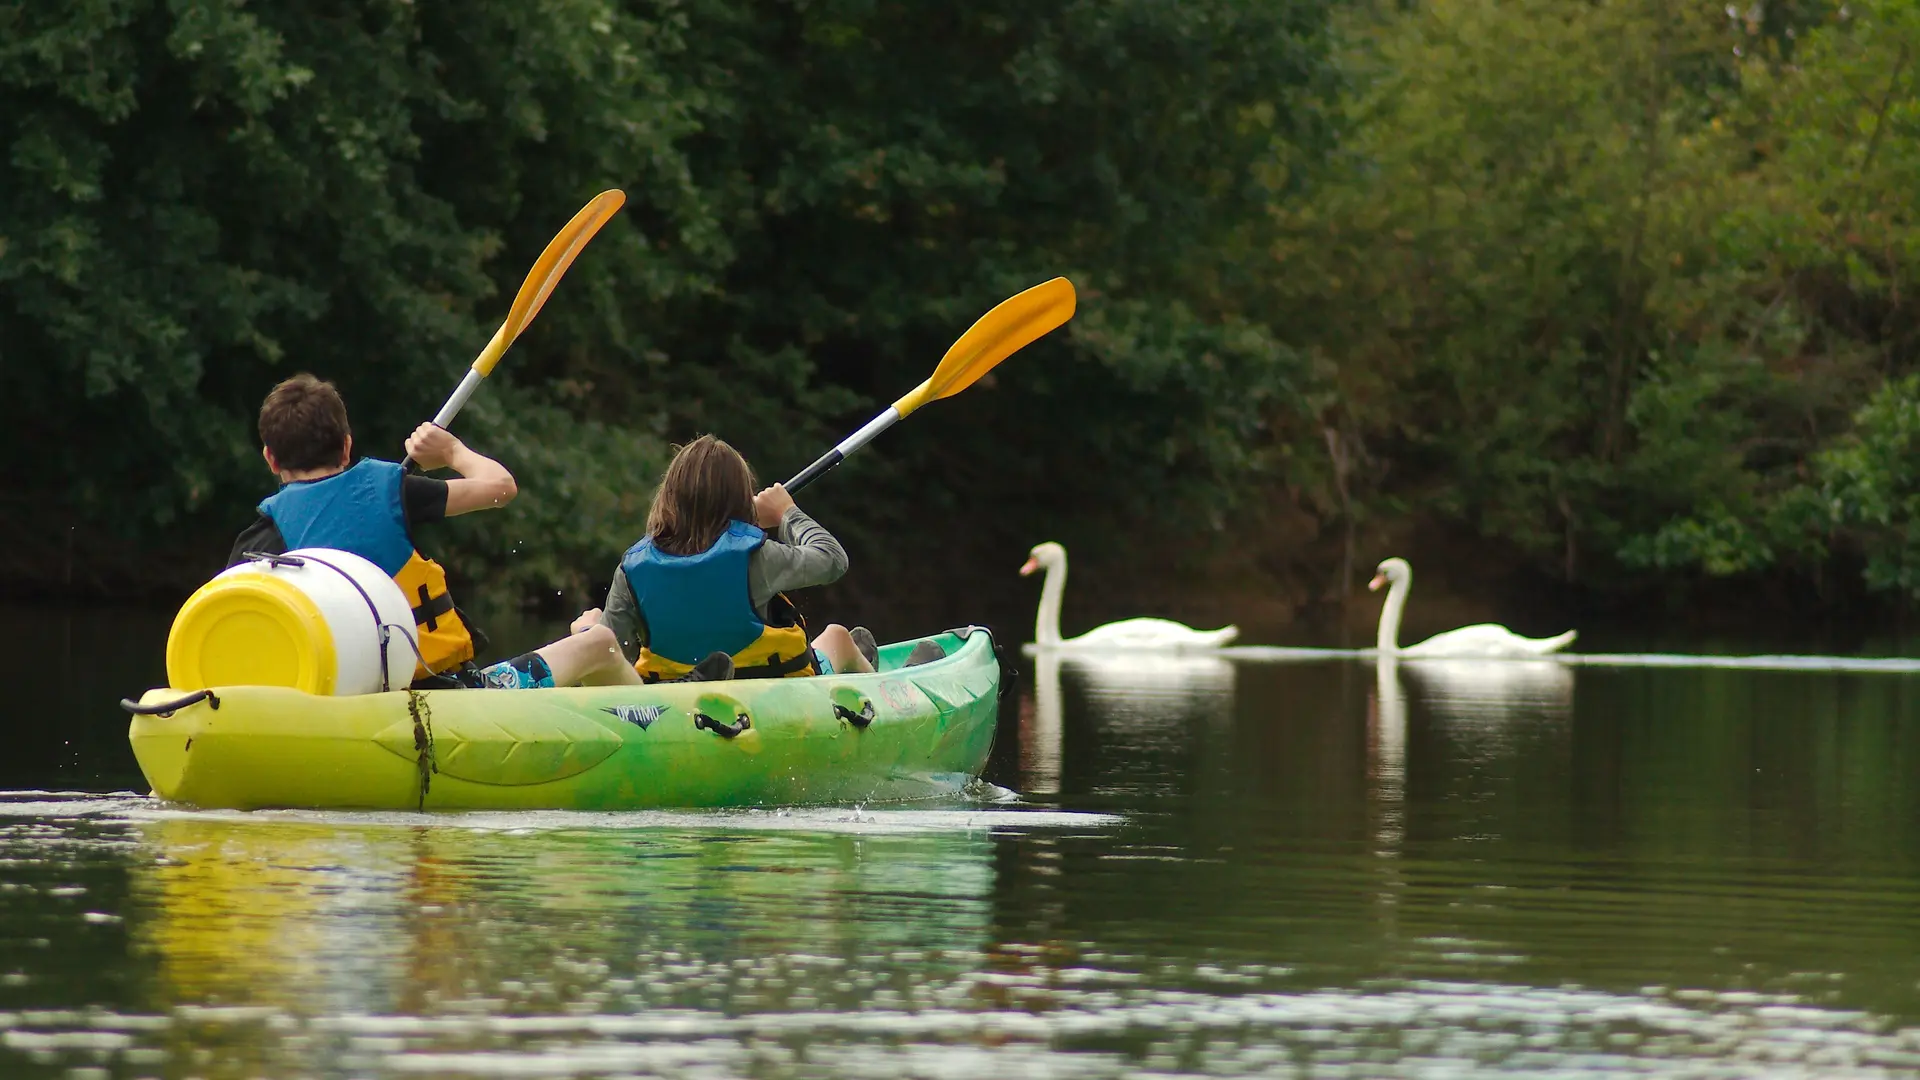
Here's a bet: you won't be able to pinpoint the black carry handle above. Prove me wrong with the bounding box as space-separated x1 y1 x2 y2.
121 690 221 717
694 711 752 738
833 700 876 729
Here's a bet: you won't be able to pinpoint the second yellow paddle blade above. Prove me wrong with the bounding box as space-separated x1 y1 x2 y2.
894 277 1077 416
474 189 627 376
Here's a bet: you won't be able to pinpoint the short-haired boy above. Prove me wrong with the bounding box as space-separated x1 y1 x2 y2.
231 374 640 690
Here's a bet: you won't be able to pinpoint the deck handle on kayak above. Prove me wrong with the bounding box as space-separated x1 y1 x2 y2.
120 690 221 717
694 711 751 738
833 701 876 729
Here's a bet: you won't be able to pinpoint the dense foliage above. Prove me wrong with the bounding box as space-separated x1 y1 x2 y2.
0 0 1327 615
20 0 1920 625
1271 0 1920 611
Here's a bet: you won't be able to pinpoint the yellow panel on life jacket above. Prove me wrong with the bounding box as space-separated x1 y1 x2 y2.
634 622 816 682
392 551 475 680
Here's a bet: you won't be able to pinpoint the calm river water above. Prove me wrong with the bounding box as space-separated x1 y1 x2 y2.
3 605 1920 1077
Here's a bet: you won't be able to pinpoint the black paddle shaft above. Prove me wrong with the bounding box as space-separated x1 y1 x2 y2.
784 449 844 495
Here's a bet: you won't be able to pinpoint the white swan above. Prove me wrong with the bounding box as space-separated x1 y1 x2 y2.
1021 542 1239 650
1369 557 1576 657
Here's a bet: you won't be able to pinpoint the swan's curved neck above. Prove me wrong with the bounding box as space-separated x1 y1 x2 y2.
1035 556 1067 646
1376 572 1410 653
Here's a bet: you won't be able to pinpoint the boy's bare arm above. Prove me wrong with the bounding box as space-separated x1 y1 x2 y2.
404 423 518 516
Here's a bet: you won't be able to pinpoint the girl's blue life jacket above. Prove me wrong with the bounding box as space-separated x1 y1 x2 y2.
619 520 814 681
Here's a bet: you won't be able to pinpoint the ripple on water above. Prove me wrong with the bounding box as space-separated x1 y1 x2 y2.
0 789 1122 837
118 804 1123 836
2 982 1920 1077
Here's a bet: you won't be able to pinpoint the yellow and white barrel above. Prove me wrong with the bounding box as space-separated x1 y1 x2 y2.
165 548 419 695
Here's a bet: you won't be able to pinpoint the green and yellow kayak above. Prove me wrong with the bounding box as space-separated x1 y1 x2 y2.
126 629 1003 811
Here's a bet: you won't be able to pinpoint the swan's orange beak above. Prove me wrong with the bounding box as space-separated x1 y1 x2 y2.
1019 555 1040 577
1367 573 1386 592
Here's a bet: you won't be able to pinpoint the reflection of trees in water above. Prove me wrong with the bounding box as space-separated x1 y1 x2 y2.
1568 668 1920 864
1001 659 1920 1019
1383 662 1920 1013
999 655 1390 976
1390 658 1920 867
130 817 995 1026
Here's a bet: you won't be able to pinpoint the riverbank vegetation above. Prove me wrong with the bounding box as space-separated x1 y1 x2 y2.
1278 0 1920 617
10 0 1920 630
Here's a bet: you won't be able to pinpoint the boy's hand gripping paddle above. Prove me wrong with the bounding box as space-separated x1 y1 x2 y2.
404 189 627 467
784 277 1077 493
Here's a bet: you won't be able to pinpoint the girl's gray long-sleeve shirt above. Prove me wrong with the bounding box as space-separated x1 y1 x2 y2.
599 507 848 663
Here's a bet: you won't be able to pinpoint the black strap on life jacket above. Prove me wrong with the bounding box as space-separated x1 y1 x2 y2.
728 591 816 678
412 585 455 631
734 648 819 680
765 591 807 630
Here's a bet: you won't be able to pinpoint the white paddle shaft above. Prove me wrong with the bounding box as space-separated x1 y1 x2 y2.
786 408 902 492
837 408 900 457
431 369 485 430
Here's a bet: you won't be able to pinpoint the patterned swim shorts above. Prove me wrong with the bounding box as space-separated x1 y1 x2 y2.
474 652 554 690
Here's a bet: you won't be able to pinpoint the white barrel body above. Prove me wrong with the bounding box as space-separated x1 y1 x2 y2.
283 548 418 694
173 548 419 696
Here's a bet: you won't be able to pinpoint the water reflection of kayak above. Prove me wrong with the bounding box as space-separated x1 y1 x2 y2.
130 814 998 1011
124 630 1003 811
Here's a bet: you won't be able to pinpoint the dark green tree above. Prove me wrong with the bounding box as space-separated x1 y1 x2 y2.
1 0 1336 617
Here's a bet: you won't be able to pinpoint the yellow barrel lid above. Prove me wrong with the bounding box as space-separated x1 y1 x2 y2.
166 571 338 694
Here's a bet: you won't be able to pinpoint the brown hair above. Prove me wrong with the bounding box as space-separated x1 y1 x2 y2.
258 374 351 472
646 435 756 556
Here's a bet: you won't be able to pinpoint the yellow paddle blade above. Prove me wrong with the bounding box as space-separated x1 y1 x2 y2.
891 277 1077 416
472 189 627 376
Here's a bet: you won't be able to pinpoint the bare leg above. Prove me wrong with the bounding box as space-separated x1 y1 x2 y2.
536 625 644 687
812 623 873 674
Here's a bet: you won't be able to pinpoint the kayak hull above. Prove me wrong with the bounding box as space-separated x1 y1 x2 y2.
127 629 1003 811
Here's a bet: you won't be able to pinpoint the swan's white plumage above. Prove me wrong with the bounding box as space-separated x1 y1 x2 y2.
1369 557 1575 658
1022 542 1238 651
1066 617 1241 649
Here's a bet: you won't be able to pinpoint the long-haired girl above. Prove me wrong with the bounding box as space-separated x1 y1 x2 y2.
590 435 872 680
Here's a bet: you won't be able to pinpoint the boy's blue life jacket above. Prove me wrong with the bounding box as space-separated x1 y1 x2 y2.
620 520 814 681
258 457 476 678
